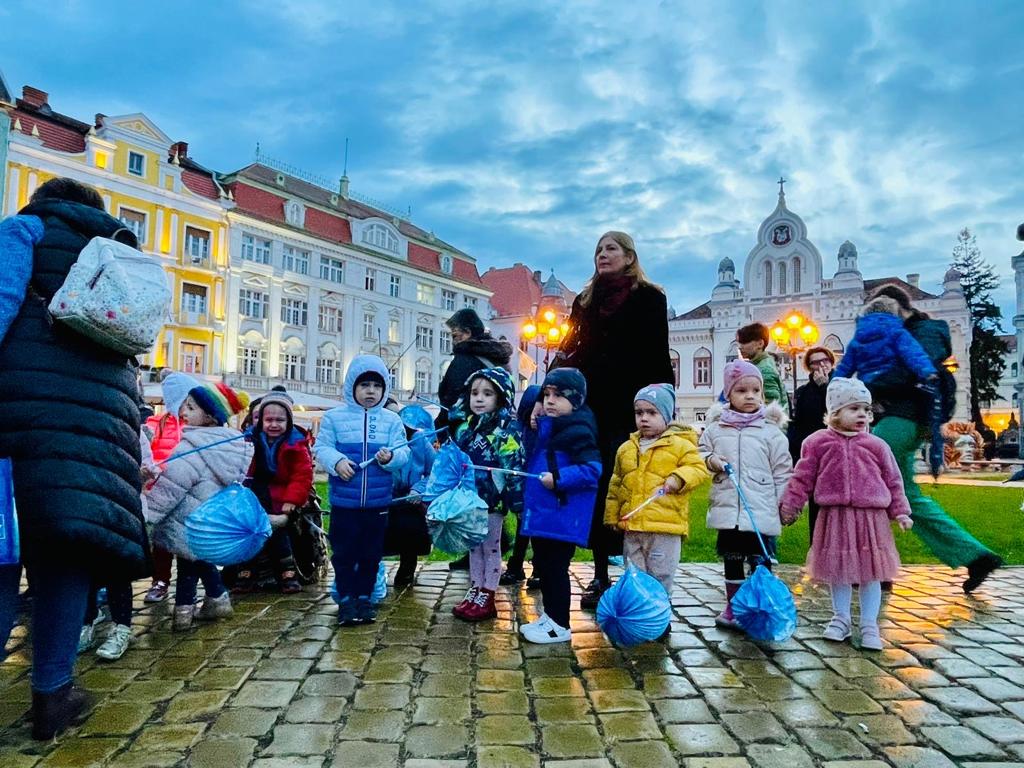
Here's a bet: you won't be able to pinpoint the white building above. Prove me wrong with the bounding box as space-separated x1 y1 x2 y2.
669 184 973 422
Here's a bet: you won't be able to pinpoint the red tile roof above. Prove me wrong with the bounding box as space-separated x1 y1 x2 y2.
181 168 220 200
672 301 711 321
863 277 936 301
481 264 575 318
11 104 88 153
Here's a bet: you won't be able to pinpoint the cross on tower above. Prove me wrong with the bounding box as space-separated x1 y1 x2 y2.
777 176 787 195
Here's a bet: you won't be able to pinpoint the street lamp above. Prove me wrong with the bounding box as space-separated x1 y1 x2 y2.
522 308 571 379
769 310 819 394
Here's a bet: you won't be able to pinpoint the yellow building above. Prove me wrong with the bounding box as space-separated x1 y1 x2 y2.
1 85 233 376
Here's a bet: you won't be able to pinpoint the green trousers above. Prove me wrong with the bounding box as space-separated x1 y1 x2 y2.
873 415 993 569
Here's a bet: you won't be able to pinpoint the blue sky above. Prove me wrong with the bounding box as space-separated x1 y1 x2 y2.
3 1 1023 319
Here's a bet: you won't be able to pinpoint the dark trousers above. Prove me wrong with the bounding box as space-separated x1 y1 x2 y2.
532 536 575 628
175 559 226 607
84 580 133 626
506 515 530 573
152 545 173 584
329 507 388 601
259 527 296 574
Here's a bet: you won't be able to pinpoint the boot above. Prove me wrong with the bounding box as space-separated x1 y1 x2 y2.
31 683 94 740
394 556 416 588
715 580 743 629
963 554 1003 594
452 586 479 619
172 605 195 632
464 588 497 621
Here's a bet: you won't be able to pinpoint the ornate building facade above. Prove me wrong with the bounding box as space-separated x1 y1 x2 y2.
669 185 973 423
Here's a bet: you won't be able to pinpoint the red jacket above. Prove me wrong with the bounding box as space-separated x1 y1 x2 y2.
146 414 184 464
248 431 314 514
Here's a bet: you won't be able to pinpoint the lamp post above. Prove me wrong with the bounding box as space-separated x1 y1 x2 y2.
769 310 819 395
522 307 570 383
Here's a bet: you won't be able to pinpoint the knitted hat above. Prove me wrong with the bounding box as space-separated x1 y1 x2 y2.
542 368 587 410
634 383 676 425
723 360 762 398
446 308 485 338
162 372 200 417
826 377 872 415
188 382 250 426
257 391 294 418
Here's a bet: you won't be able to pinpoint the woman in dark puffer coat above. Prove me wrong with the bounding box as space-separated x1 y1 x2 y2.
0 178 149 739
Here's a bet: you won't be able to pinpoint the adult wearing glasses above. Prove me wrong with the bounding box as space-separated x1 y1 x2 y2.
787 346 835 541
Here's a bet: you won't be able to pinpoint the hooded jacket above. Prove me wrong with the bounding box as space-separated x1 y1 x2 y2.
698 403 792 537
313 355 410 509
605 423 710 536
146 426 254 560
146 413 184 464
834 312 937 385
0 199 148 577
248 425 314 514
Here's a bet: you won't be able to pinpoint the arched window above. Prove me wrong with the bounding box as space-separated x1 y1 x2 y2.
823 334 844 353
669 350 681 388
693 347 712 388
777 262 787 295
237 332 267 377
726 340 739 364
792 256 801 293
1013 362 1019 378
764 263 772 296
362 223 399 254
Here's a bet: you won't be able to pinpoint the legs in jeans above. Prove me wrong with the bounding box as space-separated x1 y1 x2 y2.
23 562 90 692
329 508 388 601
469 515 504 591
532 536 575 628
623 532 681 595
175 559 226 607
152 546 173 584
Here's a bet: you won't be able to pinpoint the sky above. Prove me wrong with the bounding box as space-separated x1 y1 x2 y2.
3 1 1023 320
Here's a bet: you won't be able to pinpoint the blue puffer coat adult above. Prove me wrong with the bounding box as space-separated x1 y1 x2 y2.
313 355 409 509
834 312 936 385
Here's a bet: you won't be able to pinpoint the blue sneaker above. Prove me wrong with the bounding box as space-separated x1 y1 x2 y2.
355 596 378 624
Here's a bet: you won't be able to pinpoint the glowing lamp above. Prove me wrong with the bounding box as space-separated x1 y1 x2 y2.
522 323 537 339
943 356 959 374
560 322 570 335
800 324 818 343
786 313 802 329
542 309 556 324
547 327 561 341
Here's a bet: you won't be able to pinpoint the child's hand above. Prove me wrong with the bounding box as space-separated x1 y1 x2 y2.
540 472 555 490
376 447 393 465
662 475 683 495
780 507 800 526
706 454 726 473
896 514 913 531
269 514 289 529
281 503 297 514
335 459 356 480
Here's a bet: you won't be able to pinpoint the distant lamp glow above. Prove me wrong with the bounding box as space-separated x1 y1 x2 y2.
547 326 560 341
542 309 556 324
943 356 959 374
522 322 537 339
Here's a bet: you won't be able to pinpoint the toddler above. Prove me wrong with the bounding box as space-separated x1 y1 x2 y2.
449 367 524 621
147 383 253 631
781 377 912 650
699 361 792 629
521 369 601 644
605 384 709 597
313 355 409 626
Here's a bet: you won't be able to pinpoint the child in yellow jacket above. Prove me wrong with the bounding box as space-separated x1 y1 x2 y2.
605 384 710 595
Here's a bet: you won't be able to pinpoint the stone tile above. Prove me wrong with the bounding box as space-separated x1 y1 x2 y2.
812 688 884 715
588 689 650 712
599 711 663 742
541 724 605 758
665 724 741 755
721 712 789 743
534 697 593 723
252 658 315 680
108 751 183 768
162 690 231 723
231 680 300 708
526 658 574 677
643 674 698 698
413 696 472 724
920 726 1004 758
188 666 250 691
477 715 534 746
264 723 336 755
745 743 817 768
582 668 634 689
684 761 753 768
363 661 414 683
421 673 472 697
405 725 471 758
796 727 871 759
130 723 207 750
687 667 745 687
80 702 155 735
475 746 539 768
842 714 915 745
772 697 840 727
285 695 348 722
962 677 1024 700
209 707 280 737
252 759 325 768
39 738 126 767
965 715 1024 744
610 740 678 768
477 691 530 715
112 679 184 702
353 684 411 710
703 687 769 713
329 741 400 768
885 699 957 726
533 677 586 697
338 710 406 741
298 672 358 697
921 686 1002 714
477 669 526 691
654 697 716 723
188 737 257 768
882 746 960 768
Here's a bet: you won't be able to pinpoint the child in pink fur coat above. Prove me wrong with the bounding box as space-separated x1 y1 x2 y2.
780 377 912 651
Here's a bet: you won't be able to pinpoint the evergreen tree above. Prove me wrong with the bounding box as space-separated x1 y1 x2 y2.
950 227 1008 427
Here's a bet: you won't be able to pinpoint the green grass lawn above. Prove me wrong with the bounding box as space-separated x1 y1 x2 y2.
315 481 1024 566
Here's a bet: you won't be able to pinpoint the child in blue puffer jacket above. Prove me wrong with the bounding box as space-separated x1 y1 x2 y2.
314 355 409 626
834 296 937 390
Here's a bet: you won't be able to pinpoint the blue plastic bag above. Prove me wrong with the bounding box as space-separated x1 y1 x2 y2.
596 564 671 646
422 442 473 501
0 459 19 566
185 484 272 566
426 486 489 554
371 561 388 604
732 564 798 642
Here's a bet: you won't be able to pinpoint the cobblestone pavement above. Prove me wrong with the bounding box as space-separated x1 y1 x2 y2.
2 563 1024 767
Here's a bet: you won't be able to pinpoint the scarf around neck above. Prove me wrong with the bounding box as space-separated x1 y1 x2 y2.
590 273 634 317
720 406 766 429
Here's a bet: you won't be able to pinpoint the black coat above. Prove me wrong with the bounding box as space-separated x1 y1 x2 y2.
788 379 828 462
436 334 513 430
0 199 149 578
874 315 954 425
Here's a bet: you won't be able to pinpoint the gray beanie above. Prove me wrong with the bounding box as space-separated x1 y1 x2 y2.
634 383 676 425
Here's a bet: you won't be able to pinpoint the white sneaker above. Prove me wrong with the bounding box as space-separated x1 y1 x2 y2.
520 612 549 630
197 592 233 621
77 625 95 654
96 624 131 660
521 617 571 644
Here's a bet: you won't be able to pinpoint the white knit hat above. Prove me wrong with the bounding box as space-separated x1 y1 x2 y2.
161 372 201 416
826 377 872 415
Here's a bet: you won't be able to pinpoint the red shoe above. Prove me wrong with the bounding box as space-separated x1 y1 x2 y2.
453 586 479 619
464 588 497 621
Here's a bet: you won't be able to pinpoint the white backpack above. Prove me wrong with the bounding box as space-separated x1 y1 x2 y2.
48 231 171 356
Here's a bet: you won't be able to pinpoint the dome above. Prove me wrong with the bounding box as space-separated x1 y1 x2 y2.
944 266 962 283
718 257 735 272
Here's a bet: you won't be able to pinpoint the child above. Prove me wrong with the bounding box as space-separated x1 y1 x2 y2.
313 355 409 626
385 404 437 588
143 372 199 603
239 391 313 593
833 296 937 389
500 384 542 586
521 369 602 644
780 377 912 650
605 384 709 596
147 382 253 631
736 323 785 405
699 361 792 629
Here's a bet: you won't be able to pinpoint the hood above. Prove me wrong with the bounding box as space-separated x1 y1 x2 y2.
517 385 542 424
342 354 391 409
707 402 788 428
179 427 253 485
657 421 700 446
453 335 513 367
21 198 139 247
461 366 516 411
854 312 904 343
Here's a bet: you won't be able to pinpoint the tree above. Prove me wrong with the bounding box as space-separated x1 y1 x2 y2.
950 227 1008 427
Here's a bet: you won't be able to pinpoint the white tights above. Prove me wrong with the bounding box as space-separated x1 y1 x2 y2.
830 581 882 627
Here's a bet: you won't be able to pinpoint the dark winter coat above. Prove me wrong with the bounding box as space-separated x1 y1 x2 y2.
0 199 149 578
436 334 513 430
788 378 829 462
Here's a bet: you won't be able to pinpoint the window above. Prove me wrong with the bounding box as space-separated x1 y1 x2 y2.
777 262 786 295
241 234 272 264
440 330 452 355
238 289 269 319
387 369 398 392
180 283 207 316
127 151 145 177
764 263 772 296
389 275 401 298
693 347 712 388
1013 363 1019 378
119 209 147 245
415 369 431 393
180 343 206 374
792 256 801 293
279 352 306 381
669 350 681 388
442 289 456 312
464 296 478 310
363 223 399 254
416 325 434 351
238 345 267 376
363 313 376 340
365 267 377 292
283 246 309 275
316 356 342 385
320 256 344 283
694 409 708 423
417 283 435 305
185 226 211 265
440 254 453 274
388 318 401 344
281 298 308 327
318 305 342 333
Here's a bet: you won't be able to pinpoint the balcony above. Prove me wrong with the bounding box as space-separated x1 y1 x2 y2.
176 310 210 327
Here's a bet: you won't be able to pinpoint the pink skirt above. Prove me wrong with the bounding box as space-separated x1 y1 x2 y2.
806 505 902 585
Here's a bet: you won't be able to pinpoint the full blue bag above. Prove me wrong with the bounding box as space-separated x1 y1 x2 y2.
732 563 797 642
422 442 471 501
184 484 272 566
0 459 19 566
426 486 488 554
596 564 671 646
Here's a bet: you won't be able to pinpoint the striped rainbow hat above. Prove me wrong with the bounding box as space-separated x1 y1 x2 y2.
188 382 250 426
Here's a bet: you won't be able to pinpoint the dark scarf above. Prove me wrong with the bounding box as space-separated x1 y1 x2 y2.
590 273 634 317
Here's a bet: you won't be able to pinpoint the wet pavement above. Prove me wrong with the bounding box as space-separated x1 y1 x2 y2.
2 563 1024 767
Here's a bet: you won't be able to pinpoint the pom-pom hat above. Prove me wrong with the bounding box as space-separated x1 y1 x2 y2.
188 382 250 426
